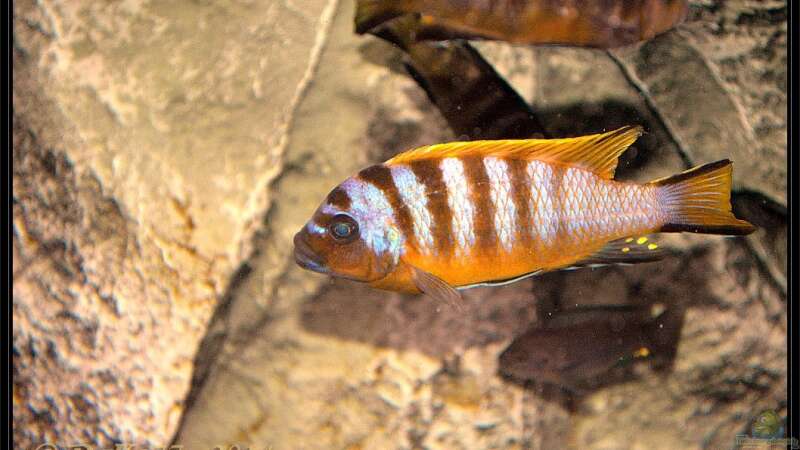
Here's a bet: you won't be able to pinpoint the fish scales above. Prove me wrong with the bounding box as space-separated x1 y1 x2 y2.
463 156 499 252
294 127 755 304
357 165 418 252
381 156 661 271
410 159 453 256
547 164 662 267
507 158 534 249
389 165 435 255
484 156 516 253
441 157 478 257
349 156 662 266
527 160 558 255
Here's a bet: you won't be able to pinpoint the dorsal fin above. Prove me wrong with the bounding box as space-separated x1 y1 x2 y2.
386 125 643 179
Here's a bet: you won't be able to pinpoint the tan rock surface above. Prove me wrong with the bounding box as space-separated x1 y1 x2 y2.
14 0 337 446
609 0 787 207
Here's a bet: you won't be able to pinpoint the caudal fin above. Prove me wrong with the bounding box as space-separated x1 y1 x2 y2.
369 13 418 52
355 0 404 34
651 159 756 235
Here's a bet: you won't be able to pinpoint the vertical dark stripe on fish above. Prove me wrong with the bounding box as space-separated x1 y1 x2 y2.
507 158 532 249
552 165 567 245
357 164 417 250
326 186 351 211
410 158 453 256
463 155 497 252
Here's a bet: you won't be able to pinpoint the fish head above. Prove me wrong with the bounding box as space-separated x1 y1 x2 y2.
498 331 562 381
294 176 403 283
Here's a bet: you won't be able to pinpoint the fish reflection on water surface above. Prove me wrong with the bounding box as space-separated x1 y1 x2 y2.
293 126 754 305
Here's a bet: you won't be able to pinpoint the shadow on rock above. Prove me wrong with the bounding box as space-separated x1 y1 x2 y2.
300 278 538 358
300 244 712 361
496 245 720 408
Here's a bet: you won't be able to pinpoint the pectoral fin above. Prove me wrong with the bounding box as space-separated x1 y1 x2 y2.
411 266 462 309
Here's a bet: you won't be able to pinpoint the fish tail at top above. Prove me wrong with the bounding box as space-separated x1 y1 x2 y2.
355 0 405 35
650 160 755 235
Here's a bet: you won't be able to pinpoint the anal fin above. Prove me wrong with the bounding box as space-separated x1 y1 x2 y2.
569 236 668 269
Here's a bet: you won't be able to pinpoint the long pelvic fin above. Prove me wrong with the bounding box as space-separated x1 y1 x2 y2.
411 266 463 310
386 125 643 179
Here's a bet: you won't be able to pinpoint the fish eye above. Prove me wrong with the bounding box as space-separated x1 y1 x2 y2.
328 214 359 243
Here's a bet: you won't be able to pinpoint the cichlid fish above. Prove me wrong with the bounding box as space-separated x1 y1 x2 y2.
356 0 689 48
498 306 684 390
293 126 755 305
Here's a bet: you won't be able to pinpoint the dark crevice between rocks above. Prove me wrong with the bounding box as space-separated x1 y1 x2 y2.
732 190 788 296
732 189 787 223
171 161 312 445
605 47 696 170
176 261 254 422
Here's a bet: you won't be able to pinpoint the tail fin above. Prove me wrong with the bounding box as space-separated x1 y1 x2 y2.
369 14 418 51
355 0 404 34
651 159 756 235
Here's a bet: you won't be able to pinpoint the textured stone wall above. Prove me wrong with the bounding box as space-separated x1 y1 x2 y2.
13 0 786 449
13 0 337 446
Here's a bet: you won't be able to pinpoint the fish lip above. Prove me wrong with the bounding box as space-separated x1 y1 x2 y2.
293 232 327 274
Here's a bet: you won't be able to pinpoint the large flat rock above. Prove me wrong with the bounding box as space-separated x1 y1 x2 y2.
13 0 337 445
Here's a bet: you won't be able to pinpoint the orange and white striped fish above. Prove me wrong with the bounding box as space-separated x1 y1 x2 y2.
293 126 755 305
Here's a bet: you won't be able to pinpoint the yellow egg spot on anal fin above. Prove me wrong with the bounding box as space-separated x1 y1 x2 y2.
633 347 650 358
570 237 667 268
636 236 648 245
625 237 634 243
648 243 658 250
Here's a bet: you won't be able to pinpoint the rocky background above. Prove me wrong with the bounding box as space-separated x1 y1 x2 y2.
13 0 786 449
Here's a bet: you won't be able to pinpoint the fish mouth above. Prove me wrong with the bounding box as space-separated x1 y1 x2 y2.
293 232 327 274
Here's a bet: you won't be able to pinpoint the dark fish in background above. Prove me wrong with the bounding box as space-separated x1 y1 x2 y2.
356 0 689 48
373 14 548 140
498 306 684 392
